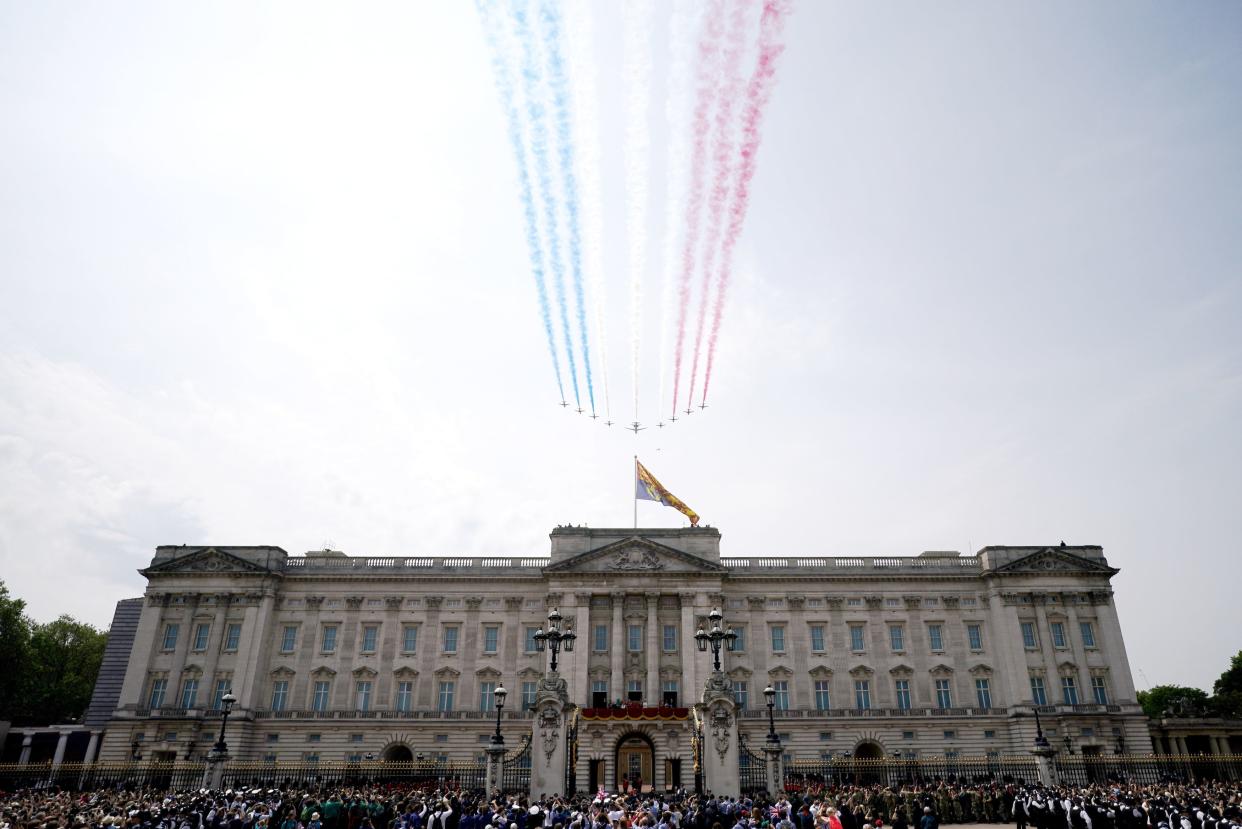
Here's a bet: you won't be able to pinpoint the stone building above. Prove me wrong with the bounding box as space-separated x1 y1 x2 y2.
91 526 1152 791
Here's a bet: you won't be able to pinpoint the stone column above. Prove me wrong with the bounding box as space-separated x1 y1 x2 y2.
84 732 101 765
19 733 33 764
1064 603 1094 702
680 593 699 707
203 748 228 790
52 731 70 768
199 595 230 708
1092 594 1138 702
1032 602 1062 695
485 742 507 794
530 672 570 799
698 672 739 798
610 593 625 702
569 593 591 705
646 593 660 704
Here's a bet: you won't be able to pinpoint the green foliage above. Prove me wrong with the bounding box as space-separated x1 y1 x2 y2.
1213 651 1242 697
1136 684 1209 719
0 580 33 719
0 580 107 725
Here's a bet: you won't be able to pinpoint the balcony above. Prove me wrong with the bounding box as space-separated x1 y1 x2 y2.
737 706 1008 720
250 709 535 721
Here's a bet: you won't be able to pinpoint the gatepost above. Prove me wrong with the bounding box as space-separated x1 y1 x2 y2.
203 746 228 790
763 737 784 795
697 671 739 797
530 672 570 798
485 743 507 795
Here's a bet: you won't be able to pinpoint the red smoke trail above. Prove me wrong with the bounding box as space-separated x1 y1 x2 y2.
670 0 724 419
686 0 752 411
701 0 791 407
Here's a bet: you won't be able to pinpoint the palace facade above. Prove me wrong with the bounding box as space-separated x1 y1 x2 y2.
90 526 1150 791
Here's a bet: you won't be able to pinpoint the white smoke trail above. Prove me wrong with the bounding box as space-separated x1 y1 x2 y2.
624 0 654 422
656 0 699 425
562 0 610 421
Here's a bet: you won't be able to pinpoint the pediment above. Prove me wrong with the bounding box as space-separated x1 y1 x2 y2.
311 666 338 677
929 663 954 676
142 547 274 576
888 664 913 677
989 548 1118 576
848 665 874 678
271 666 296 678
767 664 793 678
475 666 502 679
434 666 461 678
393 667 419 679
352 666 378 679
726 666 753 680
518 667 543 679
969 663 994 676
809 664 833 679
543 536 726 574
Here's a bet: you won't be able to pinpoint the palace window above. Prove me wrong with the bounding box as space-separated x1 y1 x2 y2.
483 626 499 654
967 624 983 650
889 625 905 652
437 681 455 711
281 626 297 653
1080 622 1096 648
396 681 413 712
212 679 231 709
312 681 330 711
361 625 378 653
814 680 831 710
522 681 537 709
810 625 826 652
193 623 210 652
663 625 678 652
402 626 418 653
355 681 373 711
1030 675 1047 706
1021 622 1038 649
975 678 991 709
772 680 789 710
593 624 608 652
935 679 952 709
894 679 911 710
179 679 198 709
854 680 871 710
162 624 179 651
1061 676 1078 705
271 681 289 712
771 625 786 652
849 625 865 652
224 623 241 652
479 681 496 712
627 625 643 652
732 627 746 652
442 626 459 654
732 681 748 709
927 624 944 652
1051 622 1067 648
321 625 338 653
525 626 540 653
1092 676 1109 705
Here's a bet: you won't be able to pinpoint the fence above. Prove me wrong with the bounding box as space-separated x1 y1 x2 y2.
501 737 532 793
782 756 1041 791
738 734 769 794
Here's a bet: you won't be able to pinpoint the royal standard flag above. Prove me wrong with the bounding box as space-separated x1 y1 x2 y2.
635 459 700 526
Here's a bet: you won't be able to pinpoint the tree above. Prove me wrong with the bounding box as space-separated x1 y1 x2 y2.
1137 684 1209 719
0 580 33 720
23 615 108 725
1210 650 1242 718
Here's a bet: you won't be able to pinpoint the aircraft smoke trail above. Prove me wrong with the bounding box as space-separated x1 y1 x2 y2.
513 0 581 409
701 0 792 406
656 0 699 424
539 0 595 415
624 0 654 421
686 0 753 410
475 0 564 402
670 0 725 418
563 0 611 420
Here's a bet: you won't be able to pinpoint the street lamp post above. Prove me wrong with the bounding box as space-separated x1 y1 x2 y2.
1033 707 1051 750
213 692 237 754
694 608 738 672
491 684 508 745
533 608 576 672
763 685 780 745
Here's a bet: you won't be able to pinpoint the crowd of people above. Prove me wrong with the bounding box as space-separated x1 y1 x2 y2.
3 779 1242 829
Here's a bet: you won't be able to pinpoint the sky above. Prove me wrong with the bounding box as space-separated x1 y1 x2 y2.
1 2 1240 694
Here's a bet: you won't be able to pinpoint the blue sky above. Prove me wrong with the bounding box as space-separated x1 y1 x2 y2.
1 1 1240 692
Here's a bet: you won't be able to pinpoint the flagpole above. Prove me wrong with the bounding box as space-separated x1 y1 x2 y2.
633 455 638 529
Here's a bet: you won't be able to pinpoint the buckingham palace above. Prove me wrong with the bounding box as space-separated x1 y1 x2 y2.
80 525 1149 791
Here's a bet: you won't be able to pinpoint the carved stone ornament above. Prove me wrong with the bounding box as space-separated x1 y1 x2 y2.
701 671 733 705
345 596 364 610
305 596 324 610
710 707 732 760
613 547 664 571
536 672 569 704
538 707 560 766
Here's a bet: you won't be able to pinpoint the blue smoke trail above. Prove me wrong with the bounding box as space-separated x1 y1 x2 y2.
476 0 564 402
539 0 596 416
514 0 581 410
